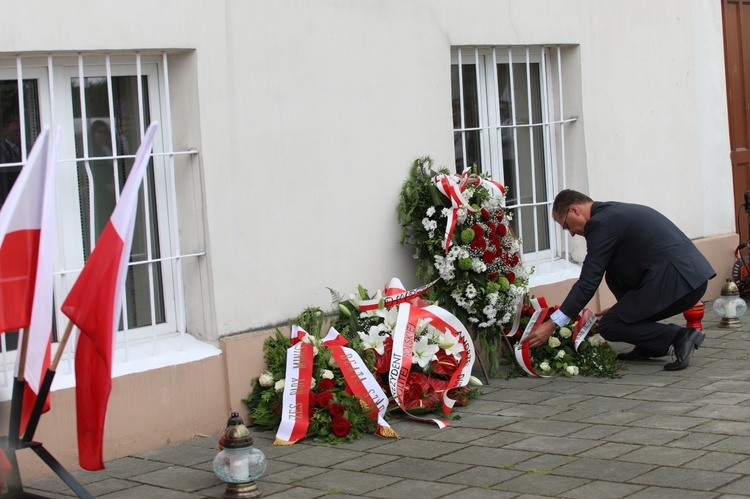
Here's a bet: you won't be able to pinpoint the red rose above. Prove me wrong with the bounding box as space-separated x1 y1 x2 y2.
494 210 504 221
490 236 502 250
331 415 351 437
328 403 345 417
505 271 515 283
481 208 491 220
488 272 498 281
309 392 318 408
482 251 495 264
496 224 507 236
344 384 355 396
316 391 333 407
470 237 487 251
319 378 335 391
511 253 519 266
470 224 484 238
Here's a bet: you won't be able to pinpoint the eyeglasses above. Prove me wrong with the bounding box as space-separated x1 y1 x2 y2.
562 208 571 232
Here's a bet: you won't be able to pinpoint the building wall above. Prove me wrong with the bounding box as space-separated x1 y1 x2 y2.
0 0 738 480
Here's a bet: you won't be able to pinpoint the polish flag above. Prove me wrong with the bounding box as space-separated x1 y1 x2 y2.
0 127 59 432
61 122 158 471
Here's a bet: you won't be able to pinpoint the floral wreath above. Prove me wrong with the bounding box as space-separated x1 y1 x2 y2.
397 157 530 375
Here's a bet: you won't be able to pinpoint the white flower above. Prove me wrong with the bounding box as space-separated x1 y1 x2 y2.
321 369 334 380
540 361 551 371
413 336 439 369
437 331 463 359
426 206 436 217
548 337 561 348
258 372 274 387
310 377 316 389
468 375 483 386
274 379 285 391
374 306 399 332
358 326 386 355
559 327 572 339
587 334 605 346
465 283 477 299
565 365 579 376
555 350 566 360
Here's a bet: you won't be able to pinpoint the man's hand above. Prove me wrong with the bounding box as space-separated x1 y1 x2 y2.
595 307 610 318
519 319 556 349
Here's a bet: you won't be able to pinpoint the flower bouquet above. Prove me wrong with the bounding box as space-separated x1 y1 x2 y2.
397 157 530 375
330 279 481 420
507 300 620 378
244 308 383 445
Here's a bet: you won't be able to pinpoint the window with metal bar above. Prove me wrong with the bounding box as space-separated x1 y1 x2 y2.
451 46 576 267
0 52 202 391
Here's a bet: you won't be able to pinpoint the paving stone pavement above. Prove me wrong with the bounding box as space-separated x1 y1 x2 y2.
20 309 750 498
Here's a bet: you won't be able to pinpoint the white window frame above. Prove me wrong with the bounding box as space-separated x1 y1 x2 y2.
0 51 209 397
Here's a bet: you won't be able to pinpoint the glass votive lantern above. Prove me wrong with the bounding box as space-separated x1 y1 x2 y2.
213 412 266 498
713 279 747 328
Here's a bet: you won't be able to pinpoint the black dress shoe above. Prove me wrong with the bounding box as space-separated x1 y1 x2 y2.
617 346 661 361
664 327 705 371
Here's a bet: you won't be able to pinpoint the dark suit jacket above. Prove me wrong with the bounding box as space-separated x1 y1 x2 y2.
560 201 716 323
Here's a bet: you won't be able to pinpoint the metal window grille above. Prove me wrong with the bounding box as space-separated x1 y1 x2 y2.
0 51 202 392
451 45 576 269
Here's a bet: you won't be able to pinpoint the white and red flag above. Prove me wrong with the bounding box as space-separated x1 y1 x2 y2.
61 121 158 471
0 126 60 433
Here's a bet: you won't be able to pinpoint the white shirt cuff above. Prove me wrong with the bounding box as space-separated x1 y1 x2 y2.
551 308 570 327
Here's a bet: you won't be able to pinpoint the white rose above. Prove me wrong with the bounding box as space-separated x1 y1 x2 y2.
559 327 572 339
321 369 334 379
274 379 285 391
548 337 561 348
540 361 551 371
468 375 483 386
555 350 566 360
310 378 316 389
258 372 274 387
565 365 579 376
587 334 605 347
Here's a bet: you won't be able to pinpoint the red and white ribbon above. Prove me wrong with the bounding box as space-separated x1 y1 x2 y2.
431 171 507 254
391 303 449 428
358 277 438 312
274 326 315 445
432 173 475 254
514 297 552 378
322 328 398 439
419 304 474 415
573 308 596 352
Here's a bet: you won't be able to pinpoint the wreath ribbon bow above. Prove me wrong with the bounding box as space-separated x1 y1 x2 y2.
431 170 506 254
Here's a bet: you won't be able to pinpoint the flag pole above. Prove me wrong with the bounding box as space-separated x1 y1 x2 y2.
8 327 30 447
8 320 94 499
22 321 75 442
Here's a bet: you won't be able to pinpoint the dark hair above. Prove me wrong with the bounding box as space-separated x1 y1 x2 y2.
552 189 593 217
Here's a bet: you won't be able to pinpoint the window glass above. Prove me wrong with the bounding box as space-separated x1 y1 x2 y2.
71 75 165 329
451 48 555 256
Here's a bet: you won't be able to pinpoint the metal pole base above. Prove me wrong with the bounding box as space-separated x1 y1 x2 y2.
223 480 262 498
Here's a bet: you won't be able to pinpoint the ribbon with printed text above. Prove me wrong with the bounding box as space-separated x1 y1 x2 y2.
321 328 398 439
274 325 315 445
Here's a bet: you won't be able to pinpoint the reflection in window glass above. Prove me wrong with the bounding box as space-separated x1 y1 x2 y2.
71 75 165 329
